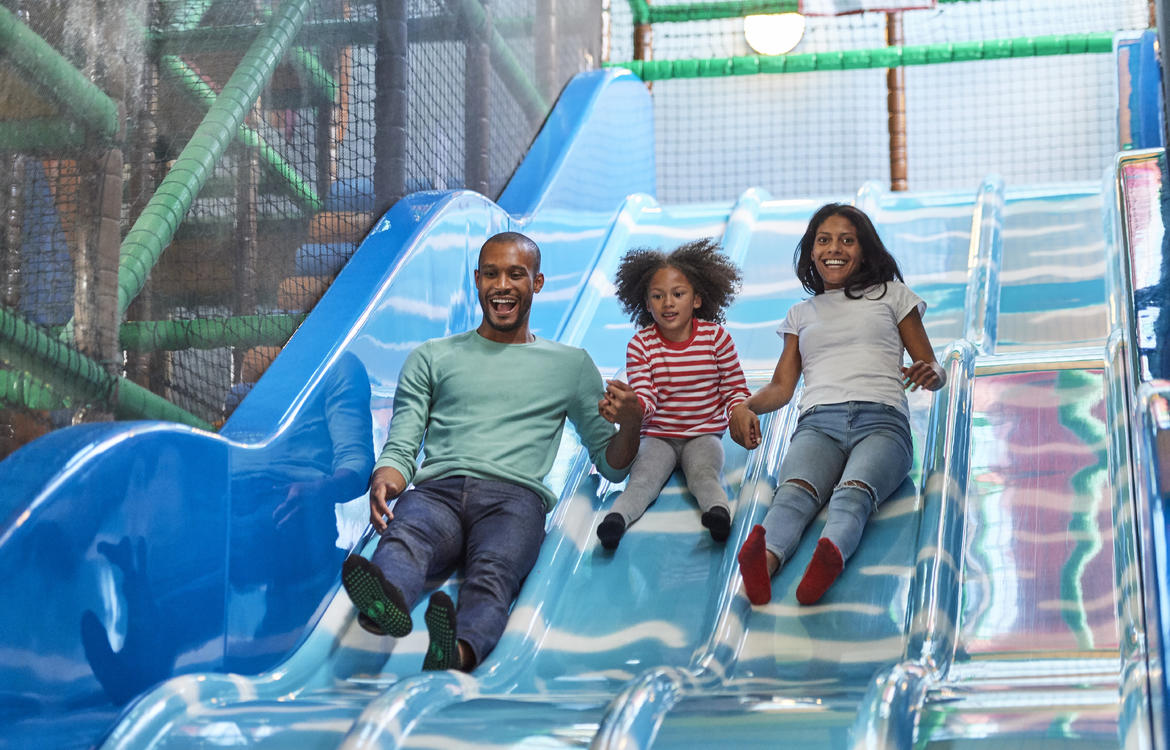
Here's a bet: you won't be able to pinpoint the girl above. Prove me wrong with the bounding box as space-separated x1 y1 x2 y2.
597 238 750 549
730 204 945 605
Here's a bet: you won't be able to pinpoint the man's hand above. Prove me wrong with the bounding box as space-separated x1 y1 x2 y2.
729 403 761 449
602 379 643 471
369 466 408 533
599 379 642 426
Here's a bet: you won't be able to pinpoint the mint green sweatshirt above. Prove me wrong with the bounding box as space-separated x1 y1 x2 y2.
375 330 629 510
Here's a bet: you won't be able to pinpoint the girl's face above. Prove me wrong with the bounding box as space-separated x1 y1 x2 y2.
811 214 862 290
646 265 701 342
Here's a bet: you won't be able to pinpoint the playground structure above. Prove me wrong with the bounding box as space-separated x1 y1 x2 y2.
2 1 1170 748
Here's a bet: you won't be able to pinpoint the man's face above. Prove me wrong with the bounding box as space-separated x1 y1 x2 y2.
474 239 544 342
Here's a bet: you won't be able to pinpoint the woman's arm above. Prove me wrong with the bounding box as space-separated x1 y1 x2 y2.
729 333 801 449
898 308 945 391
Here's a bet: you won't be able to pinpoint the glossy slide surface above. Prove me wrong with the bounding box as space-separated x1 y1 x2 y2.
0 67 1156 750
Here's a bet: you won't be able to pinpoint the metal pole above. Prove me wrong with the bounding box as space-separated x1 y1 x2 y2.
1158 0 1170 153
233 115 261 387
535 0 558 102
375 0 408 215
886 11 908 191
464 0 492 195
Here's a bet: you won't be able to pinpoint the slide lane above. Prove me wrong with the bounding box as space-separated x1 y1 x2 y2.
620 188 1133 749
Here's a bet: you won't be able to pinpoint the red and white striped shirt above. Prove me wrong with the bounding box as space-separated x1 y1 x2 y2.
627 319 751 439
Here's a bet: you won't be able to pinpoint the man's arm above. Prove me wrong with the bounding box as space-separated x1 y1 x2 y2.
601 379 641 470
573 351 640 482
368 346 433 529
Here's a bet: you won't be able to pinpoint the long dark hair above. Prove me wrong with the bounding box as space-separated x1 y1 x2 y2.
794 203 903 298
613 238 742 328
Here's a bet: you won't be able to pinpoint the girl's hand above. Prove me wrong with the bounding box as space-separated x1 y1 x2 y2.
729 403 761 449
901 360 946 392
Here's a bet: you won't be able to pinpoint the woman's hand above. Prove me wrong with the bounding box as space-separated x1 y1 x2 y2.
901 360 946 392
729 403 761 449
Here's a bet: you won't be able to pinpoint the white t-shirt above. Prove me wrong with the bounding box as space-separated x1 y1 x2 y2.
777 280 926 419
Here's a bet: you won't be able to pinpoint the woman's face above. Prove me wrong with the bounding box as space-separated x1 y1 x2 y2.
811 214 861 290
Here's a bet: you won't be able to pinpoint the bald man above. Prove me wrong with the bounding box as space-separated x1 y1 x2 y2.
342 231 642 671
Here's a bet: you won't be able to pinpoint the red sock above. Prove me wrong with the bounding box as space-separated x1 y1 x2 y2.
796 538 844 605
737 525 772 605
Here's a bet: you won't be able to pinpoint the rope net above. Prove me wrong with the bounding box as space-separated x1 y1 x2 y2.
0 0 600 457
608 0 1149 202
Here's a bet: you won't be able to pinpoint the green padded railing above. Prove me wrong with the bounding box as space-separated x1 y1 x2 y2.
115 314 306 352
606 31 1113 80
0 4 120 145
626 0 980 25
158 55 323 212
0 306 212 428
114 0 316 324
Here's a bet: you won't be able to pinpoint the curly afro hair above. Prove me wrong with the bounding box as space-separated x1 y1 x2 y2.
613 237 742 329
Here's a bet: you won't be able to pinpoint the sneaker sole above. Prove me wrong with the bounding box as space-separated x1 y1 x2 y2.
342 558 412 638
422 594 459 671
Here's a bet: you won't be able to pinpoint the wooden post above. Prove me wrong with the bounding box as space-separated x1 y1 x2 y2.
633 2 652 63
601 0 612 64
886 11 908 192
1 155 23 311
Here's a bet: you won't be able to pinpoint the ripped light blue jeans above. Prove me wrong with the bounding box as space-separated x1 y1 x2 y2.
761 401 913 568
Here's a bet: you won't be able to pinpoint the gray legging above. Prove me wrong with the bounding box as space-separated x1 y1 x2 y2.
609 433 729 525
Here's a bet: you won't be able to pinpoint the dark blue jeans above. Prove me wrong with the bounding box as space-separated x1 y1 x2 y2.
370 476 546 665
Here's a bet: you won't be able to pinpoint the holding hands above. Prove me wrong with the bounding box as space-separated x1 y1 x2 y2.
599 379 643 425
729 403 761 450
901 360 946 392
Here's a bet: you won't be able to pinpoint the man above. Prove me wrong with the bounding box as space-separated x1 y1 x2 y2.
341 231 642 671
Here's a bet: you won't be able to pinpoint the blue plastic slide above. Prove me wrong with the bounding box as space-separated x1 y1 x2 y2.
0 63 1162 750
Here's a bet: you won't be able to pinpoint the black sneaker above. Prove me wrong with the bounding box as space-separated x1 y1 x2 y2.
356 612 386 636
422 591 461 671
596 512 627 550
701 506 731 542
341 555 412 638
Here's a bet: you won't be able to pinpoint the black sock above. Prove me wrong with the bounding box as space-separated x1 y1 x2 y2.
701 506 731 542
422 591 461 671
597 512 626 550
341 554 413 637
